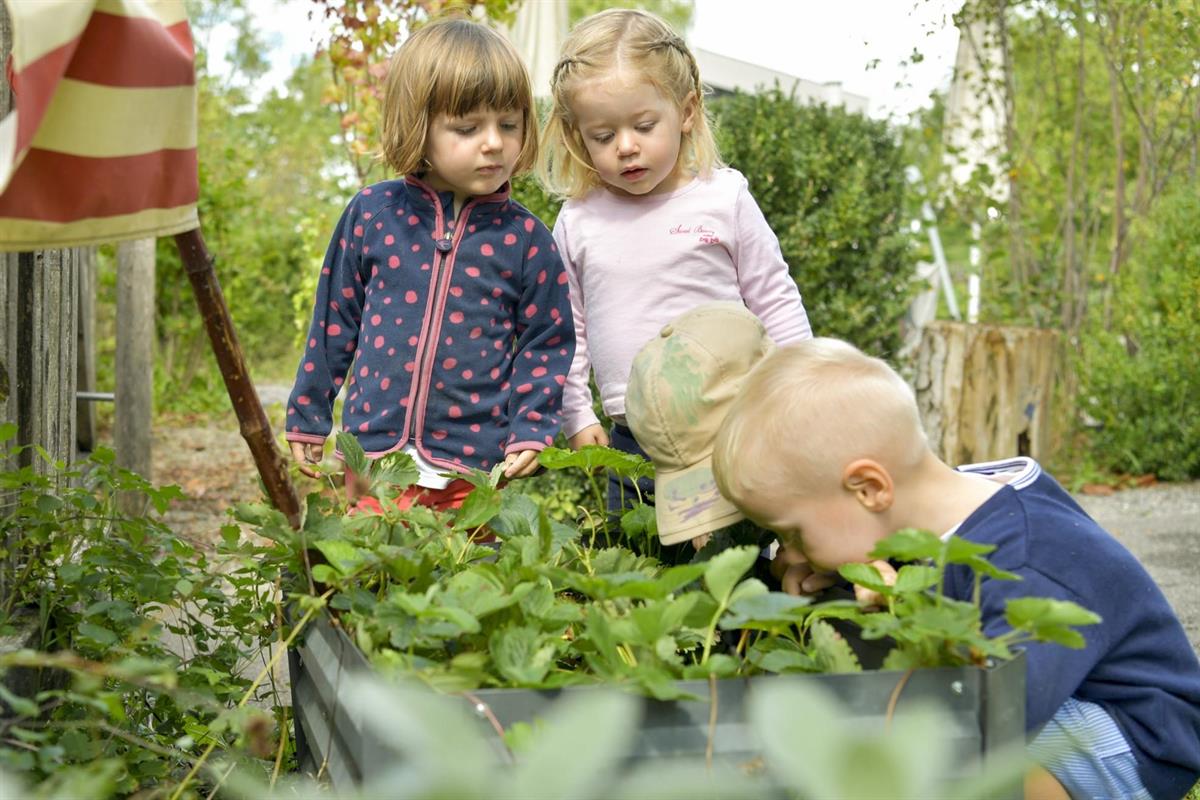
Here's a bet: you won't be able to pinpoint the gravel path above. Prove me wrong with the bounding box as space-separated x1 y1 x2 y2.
1073 481 1200 655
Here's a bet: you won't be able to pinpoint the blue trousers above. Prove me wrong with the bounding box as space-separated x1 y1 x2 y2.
606 423 657 516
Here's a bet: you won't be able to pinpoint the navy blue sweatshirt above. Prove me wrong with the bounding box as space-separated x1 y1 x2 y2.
287 177 574 474
945 458 1200 800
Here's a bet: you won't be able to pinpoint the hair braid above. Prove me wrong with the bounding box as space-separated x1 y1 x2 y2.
647 35 701 94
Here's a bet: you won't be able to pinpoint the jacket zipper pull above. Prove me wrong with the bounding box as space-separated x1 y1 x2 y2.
434 233 453 253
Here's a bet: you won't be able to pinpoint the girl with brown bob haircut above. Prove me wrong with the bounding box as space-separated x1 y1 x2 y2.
286 17 574 517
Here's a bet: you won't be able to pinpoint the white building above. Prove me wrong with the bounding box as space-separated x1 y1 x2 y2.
694 48 869 113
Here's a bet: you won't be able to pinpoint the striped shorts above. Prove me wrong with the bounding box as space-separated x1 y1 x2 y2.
1028 697 1151 800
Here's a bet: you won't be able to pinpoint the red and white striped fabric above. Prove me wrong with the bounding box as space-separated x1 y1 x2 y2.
0 0 198 250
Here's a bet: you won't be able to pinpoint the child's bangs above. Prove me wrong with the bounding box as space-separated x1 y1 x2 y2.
431 43 530 118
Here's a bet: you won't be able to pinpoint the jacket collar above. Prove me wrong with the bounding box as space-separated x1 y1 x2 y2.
403 174 511 215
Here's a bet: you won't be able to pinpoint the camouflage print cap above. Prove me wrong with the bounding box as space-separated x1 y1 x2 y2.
625 302 775 544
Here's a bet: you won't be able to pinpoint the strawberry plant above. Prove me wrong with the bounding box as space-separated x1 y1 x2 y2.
0 424 299 797
263 435 1099 696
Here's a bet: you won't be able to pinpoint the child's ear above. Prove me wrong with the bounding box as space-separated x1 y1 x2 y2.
680 91 697 134
842 459 893 513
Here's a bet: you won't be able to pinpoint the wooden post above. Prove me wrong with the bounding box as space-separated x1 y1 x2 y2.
76 248 97 453
174 230 302 529
913 321 1059 466
115 239 155 511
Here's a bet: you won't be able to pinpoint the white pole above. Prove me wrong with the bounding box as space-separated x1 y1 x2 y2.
922 200 961 321
967 221 981 324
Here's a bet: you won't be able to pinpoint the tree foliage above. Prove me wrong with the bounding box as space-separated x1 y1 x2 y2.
567 0 693 29
910 1 1197 327
1078 184 1200 481
906 0 1199 476
309 0 523 184
114 3 349 412
713 90 916 357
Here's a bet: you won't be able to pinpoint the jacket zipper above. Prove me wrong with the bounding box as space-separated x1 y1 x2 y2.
402 191 477 458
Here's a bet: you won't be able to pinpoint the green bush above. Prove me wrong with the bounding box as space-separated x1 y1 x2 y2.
148 60 347 414
711 89 916 357
1078 185 1200 481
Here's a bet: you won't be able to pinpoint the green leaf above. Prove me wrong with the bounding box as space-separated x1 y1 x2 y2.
77 622 119 647
335 431 368 478
505 690 640 798
838 562 892 594
309 563 340 586
58 563 84 585
490 625 558 685
219 524 241 548
371 449 419 492
894 564 939 594
809 620 861 673
908 603 982 642
610 761 757 800
537 503 553 557
344 679 491 796
491 493 539 538
868 528 944 562
752 645 818 674
537 445 654 481
881 648 925 671
453 483 502 531
313 538 368 575
1006 598 1100 649
683 653 740 678
943 536 998 564
611 562 707 600
443 569 527 618
962 555 1021 582
681 591 720 628
750 673 956 798
0 684 38 717
0 422 16 442
35 494 64 514
619 503 657 540
626 596 698 646
703 546 760 603
30 758 124 800
720 591 811 630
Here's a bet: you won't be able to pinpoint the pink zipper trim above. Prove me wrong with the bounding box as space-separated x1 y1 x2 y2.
398 177 450 447
402 176 509 471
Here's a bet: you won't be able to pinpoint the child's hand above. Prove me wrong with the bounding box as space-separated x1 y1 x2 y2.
853 560 898 608
690 533 712 551
290 440 326 479
771 544 837 596
568 424 609 450
503 450 540 478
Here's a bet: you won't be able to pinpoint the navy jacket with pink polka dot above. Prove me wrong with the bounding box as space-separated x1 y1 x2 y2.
286 176 574 474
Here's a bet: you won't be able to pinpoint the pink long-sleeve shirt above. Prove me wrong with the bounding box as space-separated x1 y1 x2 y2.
553 167 813 437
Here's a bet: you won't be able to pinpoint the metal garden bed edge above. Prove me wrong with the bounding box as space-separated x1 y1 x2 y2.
289 610 1026 795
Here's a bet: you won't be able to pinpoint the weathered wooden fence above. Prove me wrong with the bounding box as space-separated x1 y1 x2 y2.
0 10 83 606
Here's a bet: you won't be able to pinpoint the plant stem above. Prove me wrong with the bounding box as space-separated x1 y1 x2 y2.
884 667 916 731
705 673 718 771
270 579 289 787
168 589 332 800
701 603 727 664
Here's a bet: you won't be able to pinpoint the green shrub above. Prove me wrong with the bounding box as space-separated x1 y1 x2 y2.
1078 186 1200 480
711 89 916 357
511 173 563 230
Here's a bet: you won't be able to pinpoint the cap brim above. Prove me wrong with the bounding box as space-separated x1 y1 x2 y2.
653 456 745 545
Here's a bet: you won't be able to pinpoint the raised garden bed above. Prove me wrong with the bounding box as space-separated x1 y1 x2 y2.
290 611 1025 794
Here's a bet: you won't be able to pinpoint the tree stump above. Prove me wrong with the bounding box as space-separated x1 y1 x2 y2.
913 322 1059 467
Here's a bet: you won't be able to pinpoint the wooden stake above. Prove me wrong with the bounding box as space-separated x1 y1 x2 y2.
173 228 301 529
